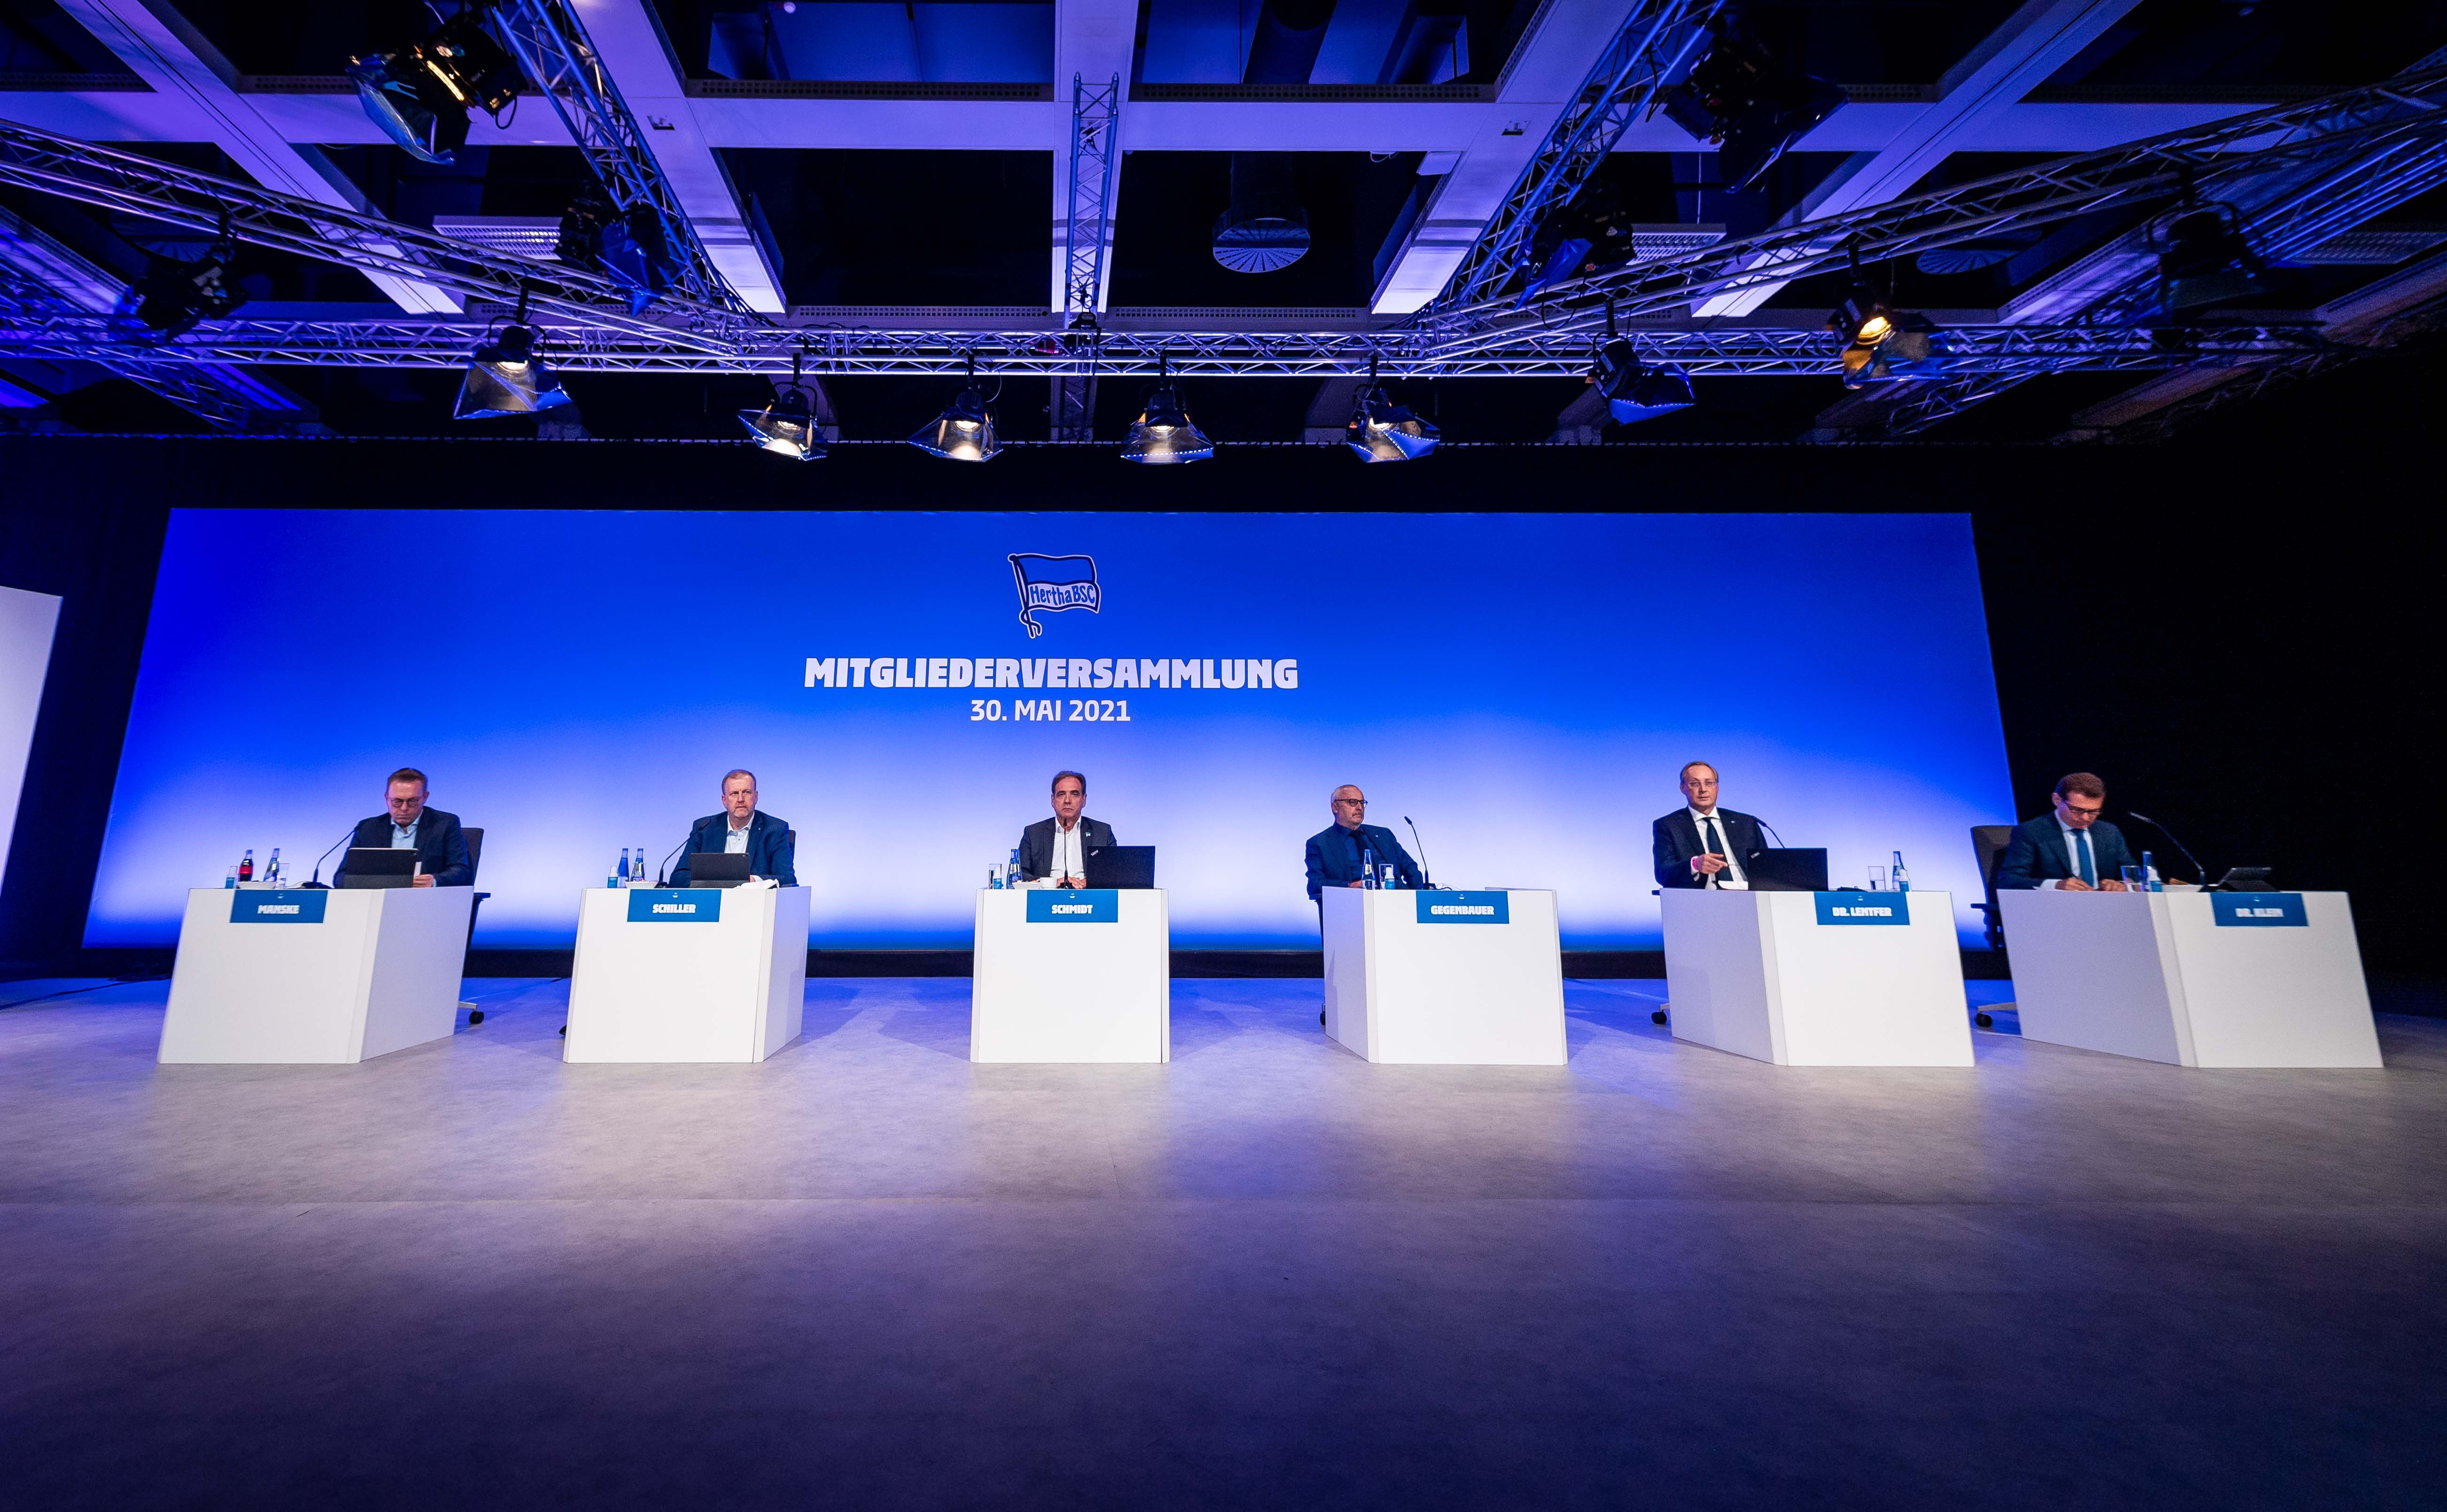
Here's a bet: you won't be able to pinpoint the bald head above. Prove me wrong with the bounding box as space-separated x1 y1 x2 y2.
1330 785 1367 831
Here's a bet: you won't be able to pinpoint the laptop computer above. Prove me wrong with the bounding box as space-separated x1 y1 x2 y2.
1743 847 1829 892
338 847 419 889
1083 845 1155 889
686 851 753 888
2209 866 2273 892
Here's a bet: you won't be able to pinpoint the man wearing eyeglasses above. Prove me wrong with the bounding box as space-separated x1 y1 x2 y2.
1653 762 1770 890
1994 772 2137 891
1305 785 1422 901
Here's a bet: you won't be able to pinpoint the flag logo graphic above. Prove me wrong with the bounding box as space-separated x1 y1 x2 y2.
1008 553 1102 638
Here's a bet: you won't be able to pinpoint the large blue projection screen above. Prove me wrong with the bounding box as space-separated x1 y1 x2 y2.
89 511 2012 949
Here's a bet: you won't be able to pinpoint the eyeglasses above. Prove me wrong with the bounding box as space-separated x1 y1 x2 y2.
1334 799 1367 808
2061 803 2103 817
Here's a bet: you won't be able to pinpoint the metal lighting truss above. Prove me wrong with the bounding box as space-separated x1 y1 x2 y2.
0 311 2313 377
1053 73 1120 440
482 0 749 314
1428 63 2447 349
0 118 750 354
1427 0 1727 313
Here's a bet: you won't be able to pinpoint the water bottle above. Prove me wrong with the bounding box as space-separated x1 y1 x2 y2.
637 844 647 885
619 847 632 886
1361 847 1379 889
1890 850 1909 892
239 848 254 883
1007 847 1021 889
225 863 237 889
2142 850 2160 892
266 847 281 887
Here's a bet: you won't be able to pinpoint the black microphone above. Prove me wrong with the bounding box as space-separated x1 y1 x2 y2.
2122 811 2207 888
305 823 356 888
652 833 691 888
1403 815 1432 889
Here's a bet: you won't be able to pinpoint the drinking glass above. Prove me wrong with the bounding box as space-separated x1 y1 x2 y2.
2119 865 2145 891
1866 866 1887 891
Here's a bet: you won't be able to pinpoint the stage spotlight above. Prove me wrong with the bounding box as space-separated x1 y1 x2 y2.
909 353 1002 462
1344 359 1438 462
2152 199 2266 317
348 8 520 167
455 295 571 419
131 230 246 337
1590 303 1695 424
1119 353 1214 464
1659 18 1847 191
741 352 827 460
1834 311 1945 389
555 194 673 315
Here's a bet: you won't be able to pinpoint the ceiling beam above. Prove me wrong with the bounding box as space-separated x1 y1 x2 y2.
1048 0 1136 317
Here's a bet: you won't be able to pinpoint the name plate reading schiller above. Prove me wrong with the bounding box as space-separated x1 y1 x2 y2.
1025 889 1119 922
627 888 721 923
1815 893 1909 926
2213 892 2308 927
230 889 328 923
1416 891 1510 924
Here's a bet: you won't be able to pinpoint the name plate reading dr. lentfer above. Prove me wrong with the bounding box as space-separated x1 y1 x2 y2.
1026 889 1119 922
627 888 721 923
1416 891 1509 924
230 889 327 924
1815 893 1908 926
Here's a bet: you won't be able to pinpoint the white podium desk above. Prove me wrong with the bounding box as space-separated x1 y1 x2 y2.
1662 889 1973 1067
564 885 808 1063
971 888 1170 1062
2000 889 2381 1068
1322 888 1566 1065
160 884 474 1064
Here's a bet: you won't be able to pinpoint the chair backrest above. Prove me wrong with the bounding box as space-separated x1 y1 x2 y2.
463 826 484 884
1970 824 2014 894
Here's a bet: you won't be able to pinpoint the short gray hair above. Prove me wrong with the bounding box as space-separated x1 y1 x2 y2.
1679 761 1717 783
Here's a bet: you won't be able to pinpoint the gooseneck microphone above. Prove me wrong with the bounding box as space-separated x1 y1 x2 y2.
1756 817 1788 848
305 824 357 888
2122 811 2208 888
1403 816 1432 889
652 833 692 888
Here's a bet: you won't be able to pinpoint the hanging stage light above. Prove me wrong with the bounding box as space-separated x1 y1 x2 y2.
129 223 246 337
348 6 520 167
2152 198 2267 317
909 352 1002 461
552 194 673 315
1826 244 1934 388
1344 357 1439 462
1658 17 1848 192
1119 353 1215 464
741 351 827 460
455 290 571 419
1589 302 1695 424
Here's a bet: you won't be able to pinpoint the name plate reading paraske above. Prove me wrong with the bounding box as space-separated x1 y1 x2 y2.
1815 892 1908 926
627 888 721 923
230 889 328 924
1025 889 1118 923
1416 891 1509 924
2212 892 2307 927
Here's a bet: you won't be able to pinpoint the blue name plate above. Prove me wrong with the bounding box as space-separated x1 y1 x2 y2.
1417 891 1509 924
1027 889 1118 922
230 889 326 924
2213 892 2307 927
628 888 720 923
1815 893 1908 926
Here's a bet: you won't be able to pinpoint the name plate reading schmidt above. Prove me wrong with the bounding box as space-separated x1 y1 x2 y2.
1416 891 1509 924
230 889 328 924
1815 893 1908 926
627 888 721 923
2212 892 2307 927
1025 889 1119 923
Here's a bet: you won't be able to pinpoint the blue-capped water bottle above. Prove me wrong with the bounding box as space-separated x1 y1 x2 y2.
2142 850 2160 892
618 847 631 886
1890 850 1910 892
1361 846 1379 888
1007 847 1021 889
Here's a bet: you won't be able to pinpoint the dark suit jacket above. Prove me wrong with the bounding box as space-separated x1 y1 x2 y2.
335 807 473 887
1305 822 1422 901
1018 816 1115 883
671 810 796 886
1994 813 2136 890
1653 807 1771 890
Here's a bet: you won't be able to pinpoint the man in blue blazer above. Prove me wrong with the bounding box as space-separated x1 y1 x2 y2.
1995 772 2137 891
1653 761 1771 890
1305 784 1422 901
334 767 472 887
671 768 796 886
1018 770 1115 887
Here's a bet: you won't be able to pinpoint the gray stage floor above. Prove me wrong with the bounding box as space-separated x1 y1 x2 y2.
3 976 2442 1510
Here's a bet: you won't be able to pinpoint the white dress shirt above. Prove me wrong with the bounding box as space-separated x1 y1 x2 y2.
724 816 752 854
1689 807 1748 890
1049 817 1086 884
2037 816 2091 891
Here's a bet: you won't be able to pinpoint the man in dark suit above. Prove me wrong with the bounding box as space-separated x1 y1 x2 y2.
1653 761 1771 890
334 767 472 887
1305 785 1422 901
1995 772 2137 891
1018 770 1114 887
671 768 796 886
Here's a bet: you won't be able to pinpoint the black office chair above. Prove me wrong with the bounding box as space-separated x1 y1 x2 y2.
460 827 492 1024
1966 823 2014 1027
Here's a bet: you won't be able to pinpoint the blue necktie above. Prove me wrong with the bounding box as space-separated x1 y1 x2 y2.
1699 816 1727 884
2074 829 2095 887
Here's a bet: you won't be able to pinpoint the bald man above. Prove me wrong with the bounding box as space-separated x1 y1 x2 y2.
1304 784 1423 901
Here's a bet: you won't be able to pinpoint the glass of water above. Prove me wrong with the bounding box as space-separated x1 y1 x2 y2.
2119 865 2144 891
1866 866 1887 891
